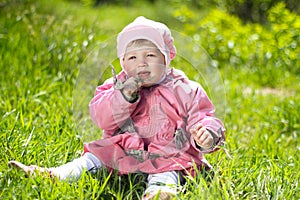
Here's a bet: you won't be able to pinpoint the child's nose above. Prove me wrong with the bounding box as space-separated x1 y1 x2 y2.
138 58 147 67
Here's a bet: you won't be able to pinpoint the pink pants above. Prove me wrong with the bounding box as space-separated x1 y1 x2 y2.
50 152 180 195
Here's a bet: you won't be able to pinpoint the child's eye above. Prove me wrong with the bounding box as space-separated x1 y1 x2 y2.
147 53 155 57
128 56 136 60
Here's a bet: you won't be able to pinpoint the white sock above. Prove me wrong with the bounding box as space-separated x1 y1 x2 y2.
145 171 179 195
49 152 102 181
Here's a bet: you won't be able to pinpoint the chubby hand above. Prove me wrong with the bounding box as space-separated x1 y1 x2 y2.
121 77 143 102
190 123 214 149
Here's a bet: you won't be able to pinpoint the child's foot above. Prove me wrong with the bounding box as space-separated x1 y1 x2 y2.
8 160 51 177
143 191 175 200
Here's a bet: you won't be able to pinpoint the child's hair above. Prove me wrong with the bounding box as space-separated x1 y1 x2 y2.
126 39 157 49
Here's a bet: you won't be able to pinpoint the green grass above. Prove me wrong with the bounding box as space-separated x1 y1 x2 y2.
1 0 299 199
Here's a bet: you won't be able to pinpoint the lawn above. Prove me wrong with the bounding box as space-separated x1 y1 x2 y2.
0 0 299 199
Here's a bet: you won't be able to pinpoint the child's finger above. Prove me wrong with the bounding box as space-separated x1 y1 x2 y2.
190 123 203 135
199 131 214 148
198 130 209 143
193 127 206 141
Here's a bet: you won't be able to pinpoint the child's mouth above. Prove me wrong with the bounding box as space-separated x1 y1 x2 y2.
138 71 151 80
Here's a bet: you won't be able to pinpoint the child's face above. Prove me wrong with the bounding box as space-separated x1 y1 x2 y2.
123 41 166 87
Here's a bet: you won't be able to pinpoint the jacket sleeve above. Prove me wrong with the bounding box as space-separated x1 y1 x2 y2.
89 78 139 137
183 80 226 154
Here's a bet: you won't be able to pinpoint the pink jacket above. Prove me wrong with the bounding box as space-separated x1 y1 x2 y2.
85 68 225 175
